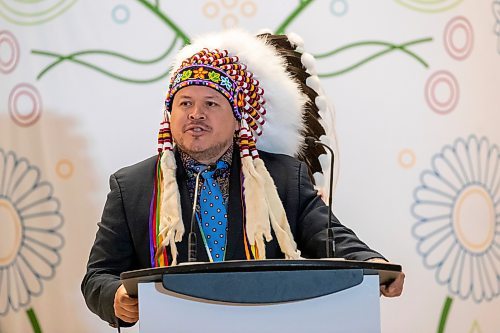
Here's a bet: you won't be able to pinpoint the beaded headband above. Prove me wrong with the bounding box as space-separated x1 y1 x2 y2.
165 64 241 120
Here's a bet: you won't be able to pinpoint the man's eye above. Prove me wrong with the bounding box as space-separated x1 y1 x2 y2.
180 101 191 107
206 101 218 107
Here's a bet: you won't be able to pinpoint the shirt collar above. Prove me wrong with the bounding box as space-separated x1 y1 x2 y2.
179 143 234 177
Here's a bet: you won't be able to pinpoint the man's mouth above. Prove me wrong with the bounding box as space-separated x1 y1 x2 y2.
184 124 210 135
184 123 210 133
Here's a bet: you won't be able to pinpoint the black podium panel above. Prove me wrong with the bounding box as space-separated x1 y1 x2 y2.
163 269 364 303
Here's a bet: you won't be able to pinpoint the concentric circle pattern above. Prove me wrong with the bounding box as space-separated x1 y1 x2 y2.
425 70 460 114
395 0 464 13
202 0 256 27
8 83 43 127
0 0 77 25
444 16 474 60
0 30 20 74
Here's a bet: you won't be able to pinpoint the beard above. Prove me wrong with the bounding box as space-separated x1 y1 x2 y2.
175 137 234 164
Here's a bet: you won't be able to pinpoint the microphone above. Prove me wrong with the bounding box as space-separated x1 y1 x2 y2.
305 136 335 258
188 170 204 262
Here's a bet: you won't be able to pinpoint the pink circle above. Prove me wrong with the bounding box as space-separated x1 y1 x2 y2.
430 77 456 107
425 71 459 115
8 83 42 127
449 23 469 53
0 30 20 74
444 16 473 61
0 39 15 67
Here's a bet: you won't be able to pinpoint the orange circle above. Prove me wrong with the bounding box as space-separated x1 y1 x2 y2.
203 2 219 18
222 14 238 28
398 149 416 169
221 0 238 9
453 186 495 253
240 1 256 17
56 159 74 179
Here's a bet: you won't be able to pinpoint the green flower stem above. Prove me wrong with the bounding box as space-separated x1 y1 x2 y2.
29 0 188 81
33 50 172 83
437 296 453 333
136 0 190 45
26 308 42 333
315 37 433 77
32 35 178 82
315 38 431 59
275 0 315 35
35 36 177 65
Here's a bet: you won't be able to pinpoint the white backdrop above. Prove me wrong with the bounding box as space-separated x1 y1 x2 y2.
1 1 499 332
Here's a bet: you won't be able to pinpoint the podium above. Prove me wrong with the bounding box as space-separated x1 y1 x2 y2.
121 259 401 333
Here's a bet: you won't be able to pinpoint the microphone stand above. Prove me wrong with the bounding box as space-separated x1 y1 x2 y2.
305 137 335 258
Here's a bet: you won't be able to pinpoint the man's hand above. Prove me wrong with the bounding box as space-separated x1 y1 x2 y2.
367 258 405 297
380 271 405 297
114 284 139 323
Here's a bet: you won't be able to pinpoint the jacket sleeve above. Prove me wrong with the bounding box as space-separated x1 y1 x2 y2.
296 161 386 261
81 174 137 327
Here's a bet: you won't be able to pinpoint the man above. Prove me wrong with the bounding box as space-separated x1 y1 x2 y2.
82 30 404 327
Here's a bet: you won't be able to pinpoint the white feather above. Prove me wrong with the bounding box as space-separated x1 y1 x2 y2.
301 52 317 75
286 32 304 48
256 28 273 35
306 75 321 94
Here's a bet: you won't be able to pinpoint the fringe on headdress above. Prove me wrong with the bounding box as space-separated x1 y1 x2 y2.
150 115 186 266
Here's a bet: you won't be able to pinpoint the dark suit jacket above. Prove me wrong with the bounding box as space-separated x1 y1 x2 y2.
82 149 384 326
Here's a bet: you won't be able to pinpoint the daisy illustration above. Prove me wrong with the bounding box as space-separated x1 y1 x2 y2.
0 149 64 318
411 135 500 303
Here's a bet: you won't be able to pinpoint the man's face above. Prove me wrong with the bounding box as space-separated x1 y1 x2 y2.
170 85 239 164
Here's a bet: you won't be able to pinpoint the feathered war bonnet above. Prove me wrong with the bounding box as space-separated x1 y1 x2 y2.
152 29 311 266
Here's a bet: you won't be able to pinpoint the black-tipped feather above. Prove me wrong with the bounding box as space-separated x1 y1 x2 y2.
257 33 327 183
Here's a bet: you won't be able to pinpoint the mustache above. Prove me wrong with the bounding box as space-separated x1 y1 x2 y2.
183 120 211 132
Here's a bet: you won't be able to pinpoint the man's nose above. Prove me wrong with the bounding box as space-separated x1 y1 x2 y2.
188 106 206 120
